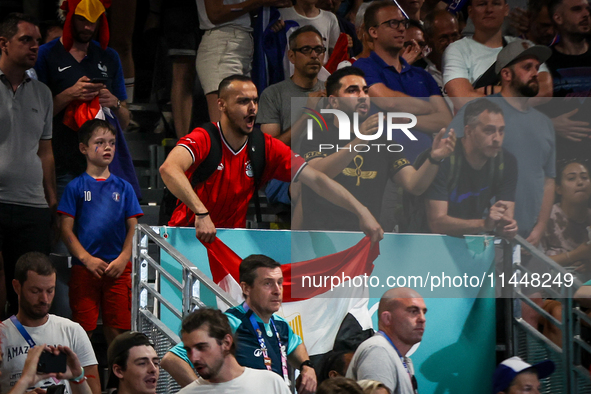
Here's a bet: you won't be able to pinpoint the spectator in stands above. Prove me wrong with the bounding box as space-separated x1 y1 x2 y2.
258 25 326 210
544 0 591 163
541 160 591 272
424 99 518 237
317 0 363 56
279 0 341 59
492 357 555 394
0 252 100 394
401 20 428 66
258 26 327 147
300 67 456 233
447 39 555 246
354 0 452 164
422 10 461 108
39 19 63 44
58 119 143 345
177 308 291 394
443 0 553 111
357 380 391 394
197 0 291 122
317 377 365 394
160 75 383 243
317 350 355 384
166 255 317 393
35 0 130 198
6 344 93 394
397 0 424 21
0 13 56 316
106 332 160 394
347 287 425 394
508 0 556 46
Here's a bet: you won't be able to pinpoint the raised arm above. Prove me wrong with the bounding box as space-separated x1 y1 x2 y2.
394 129 456 195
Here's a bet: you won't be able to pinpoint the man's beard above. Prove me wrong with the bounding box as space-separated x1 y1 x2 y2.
20 297 50 320
510 72 539 97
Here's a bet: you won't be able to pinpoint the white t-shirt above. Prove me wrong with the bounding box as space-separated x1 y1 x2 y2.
196 0 252 31
178 367 291 394
442 35 549 86
279 7 340 52
0 315 98 394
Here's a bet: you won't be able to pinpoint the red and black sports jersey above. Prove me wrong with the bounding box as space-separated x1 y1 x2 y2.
169 123 306 228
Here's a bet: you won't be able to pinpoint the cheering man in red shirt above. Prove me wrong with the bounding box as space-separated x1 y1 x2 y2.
160 75 383 243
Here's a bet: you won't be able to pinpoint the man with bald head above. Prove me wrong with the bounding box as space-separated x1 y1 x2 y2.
346 287 425 394
160 75 384 243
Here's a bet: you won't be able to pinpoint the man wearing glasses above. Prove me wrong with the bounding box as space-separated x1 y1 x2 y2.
257 25 327 207
258 25 327 148
353 0 452 165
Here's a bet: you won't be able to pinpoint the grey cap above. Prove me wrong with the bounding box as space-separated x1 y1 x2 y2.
494 39 552 74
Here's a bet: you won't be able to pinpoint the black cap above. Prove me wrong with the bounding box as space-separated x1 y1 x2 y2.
107 331 154 389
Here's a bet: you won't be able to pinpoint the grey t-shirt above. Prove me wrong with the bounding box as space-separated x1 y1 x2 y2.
0 73 53 207
346 333 416 394
257 78 325 134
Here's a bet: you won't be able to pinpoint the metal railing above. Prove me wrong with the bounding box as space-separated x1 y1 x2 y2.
131 224 239 393
504 235 591 394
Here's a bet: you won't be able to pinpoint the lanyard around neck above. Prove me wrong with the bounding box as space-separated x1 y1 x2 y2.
243 303 290 386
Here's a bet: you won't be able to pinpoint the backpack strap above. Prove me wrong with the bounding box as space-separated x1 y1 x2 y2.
247 128 267 187
190 122 223 188
447 142 463 193
491 149 504 197
247 128 267 223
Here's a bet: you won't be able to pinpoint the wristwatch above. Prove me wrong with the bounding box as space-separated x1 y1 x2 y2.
300 360 314 371
115 99 121 109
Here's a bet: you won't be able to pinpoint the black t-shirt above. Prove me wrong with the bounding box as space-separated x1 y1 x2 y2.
546 44 591 98
300 121 410 231
540 43 591 162
424 142 518 220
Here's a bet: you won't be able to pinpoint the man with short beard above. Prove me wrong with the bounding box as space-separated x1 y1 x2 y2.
300 66 456 232
544 0 591 162
448 39 555 247
34 0 130 198
178 308 291 394
0 252 100 394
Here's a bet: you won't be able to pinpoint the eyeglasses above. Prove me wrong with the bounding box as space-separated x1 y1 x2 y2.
375 18 410 30
292 46 327 55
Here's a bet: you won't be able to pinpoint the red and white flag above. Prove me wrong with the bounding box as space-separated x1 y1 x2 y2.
205 237 379 355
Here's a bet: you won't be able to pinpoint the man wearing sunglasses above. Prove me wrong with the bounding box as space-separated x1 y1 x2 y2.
353 0 452 165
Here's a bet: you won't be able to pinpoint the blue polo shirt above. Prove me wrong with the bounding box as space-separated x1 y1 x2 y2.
354 52 441 162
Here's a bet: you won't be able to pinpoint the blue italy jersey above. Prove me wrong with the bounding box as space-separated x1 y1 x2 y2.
58 173 142 265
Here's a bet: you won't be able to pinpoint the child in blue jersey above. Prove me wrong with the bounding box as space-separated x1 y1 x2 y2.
58 119 143 345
